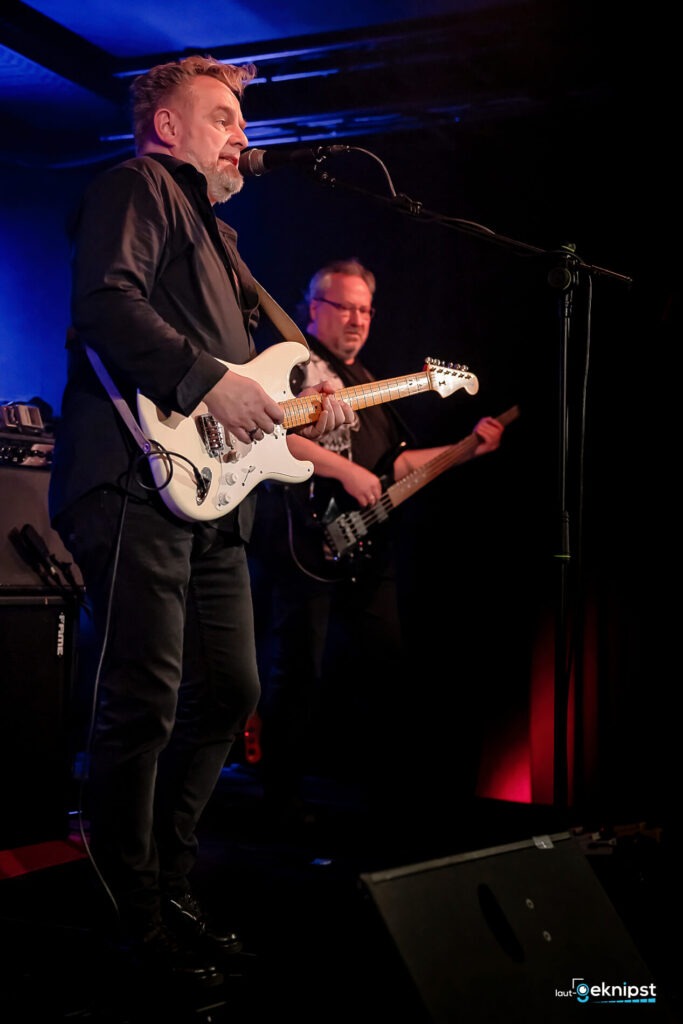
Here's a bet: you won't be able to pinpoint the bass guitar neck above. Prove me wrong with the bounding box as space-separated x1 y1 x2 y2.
324 405 520 561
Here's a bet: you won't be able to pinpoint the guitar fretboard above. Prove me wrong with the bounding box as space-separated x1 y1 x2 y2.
280 372 435 429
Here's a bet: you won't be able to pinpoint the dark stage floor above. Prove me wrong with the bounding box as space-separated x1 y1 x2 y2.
1 762 681 1023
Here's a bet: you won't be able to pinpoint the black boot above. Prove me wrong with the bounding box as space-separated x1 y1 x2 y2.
123 921 225 989
164 891 243 960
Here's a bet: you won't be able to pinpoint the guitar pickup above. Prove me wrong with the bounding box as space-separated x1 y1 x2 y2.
325 511 369 559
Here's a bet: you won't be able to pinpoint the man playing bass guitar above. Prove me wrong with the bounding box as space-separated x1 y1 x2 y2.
248 258 506 828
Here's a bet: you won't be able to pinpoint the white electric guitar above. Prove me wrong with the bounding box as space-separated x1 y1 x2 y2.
136 340 479 522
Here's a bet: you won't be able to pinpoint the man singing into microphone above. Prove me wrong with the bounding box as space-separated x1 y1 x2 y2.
48 55 353 990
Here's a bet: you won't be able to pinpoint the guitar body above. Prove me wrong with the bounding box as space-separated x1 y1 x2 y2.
136 341 478 523
137 341 314 522
285 405 521 582
284 478 392 584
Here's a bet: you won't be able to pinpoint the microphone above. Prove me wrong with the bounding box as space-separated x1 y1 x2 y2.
10 524 60 587
238 145 349 177
10 522 85 601
23 520 78 583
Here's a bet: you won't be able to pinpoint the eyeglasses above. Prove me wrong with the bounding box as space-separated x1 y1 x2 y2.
313 296 376 319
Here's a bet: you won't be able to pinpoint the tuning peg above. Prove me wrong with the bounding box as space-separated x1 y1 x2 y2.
425 357 470 372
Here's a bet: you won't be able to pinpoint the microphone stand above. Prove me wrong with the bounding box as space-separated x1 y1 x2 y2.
308 149 631 812
547 244 578 813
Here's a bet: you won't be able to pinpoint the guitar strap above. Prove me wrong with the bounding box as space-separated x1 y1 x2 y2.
253 279 310 352
85 278 309 455
85 345 152 455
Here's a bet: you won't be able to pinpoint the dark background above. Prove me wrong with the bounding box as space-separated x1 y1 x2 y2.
0 0 677 826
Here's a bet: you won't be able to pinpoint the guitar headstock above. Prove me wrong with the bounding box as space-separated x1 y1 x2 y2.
424 358 480 397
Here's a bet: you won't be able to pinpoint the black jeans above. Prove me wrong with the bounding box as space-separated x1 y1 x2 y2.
56 489 260 934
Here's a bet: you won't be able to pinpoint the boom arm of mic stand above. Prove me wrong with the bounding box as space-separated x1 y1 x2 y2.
310 166 633 284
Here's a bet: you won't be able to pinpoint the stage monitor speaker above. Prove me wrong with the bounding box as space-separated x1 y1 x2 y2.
0 462 83 590
0 594 78 849
360 832 671 1022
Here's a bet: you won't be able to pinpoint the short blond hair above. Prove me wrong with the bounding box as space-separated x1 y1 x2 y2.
130 54 256 149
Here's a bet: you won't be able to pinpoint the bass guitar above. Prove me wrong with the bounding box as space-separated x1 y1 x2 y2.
287 404 520 581
136 341 479 523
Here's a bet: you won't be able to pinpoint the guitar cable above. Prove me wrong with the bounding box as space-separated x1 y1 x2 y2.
73 473 133 928
284 487 339 585
133 440 210 501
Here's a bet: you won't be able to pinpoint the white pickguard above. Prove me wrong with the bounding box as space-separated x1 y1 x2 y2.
137 342 313 522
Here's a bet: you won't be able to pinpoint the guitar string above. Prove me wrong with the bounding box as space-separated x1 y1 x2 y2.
280 370 437 428
338 405 519 542
286 406 519 575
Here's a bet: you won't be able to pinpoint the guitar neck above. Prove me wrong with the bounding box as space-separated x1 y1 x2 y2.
385 437 478 510
280 371 436 429
385 404 521 511
322 404 520 564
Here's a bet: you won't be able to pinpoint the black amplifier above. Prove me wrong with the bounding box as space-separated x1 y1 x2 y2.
0 433 54 469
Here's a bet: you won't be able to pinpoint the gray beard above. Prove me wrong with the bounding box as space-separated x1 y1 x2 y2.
204 165 244 205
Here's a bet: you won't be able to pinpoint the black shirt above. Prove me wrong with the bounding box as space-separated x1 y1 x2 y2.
49 153 259 538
